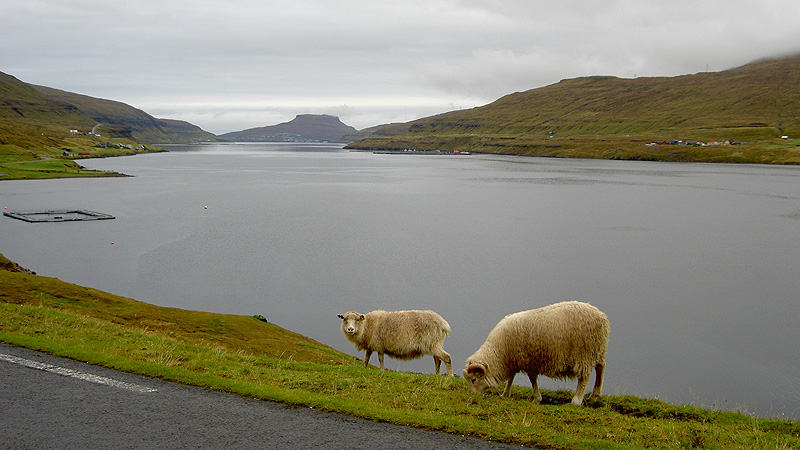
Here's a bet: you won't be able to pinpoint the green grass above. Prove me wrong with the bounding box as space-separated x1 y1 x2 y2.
1 253 798 449
0 123 163 180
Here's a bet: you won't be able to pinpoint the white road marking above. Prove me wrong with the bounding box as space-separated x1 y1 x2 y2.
0 352 157 393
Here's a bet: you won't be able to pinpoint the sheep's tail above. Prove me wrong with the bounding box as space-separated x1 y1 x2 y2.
441 319 451 336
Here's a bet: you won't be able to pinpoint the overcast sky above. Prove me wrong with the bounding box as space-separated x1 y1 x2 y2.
3 0 799 134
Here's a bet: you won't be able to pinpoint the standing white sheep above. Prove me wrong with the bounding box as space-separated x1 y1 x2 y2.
463 301 610 405
337 310 455 376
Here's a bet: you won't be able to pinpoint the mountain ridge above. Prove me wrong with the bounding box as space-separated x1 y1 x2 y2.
1 71 217 152
30 84 217 144
347 53 800 163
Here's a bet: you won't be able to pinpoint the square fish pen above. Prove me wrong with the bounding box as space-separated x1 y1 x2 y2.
3 209 115 223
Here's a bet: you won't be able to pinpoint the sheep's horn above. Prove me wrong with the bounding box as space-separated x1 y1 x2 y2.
466 362 486 376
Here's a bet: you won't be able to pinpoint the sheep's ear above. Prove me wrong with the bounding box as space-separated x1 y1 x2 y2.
358 314 365 321
337 314 344 319
466 363 486 378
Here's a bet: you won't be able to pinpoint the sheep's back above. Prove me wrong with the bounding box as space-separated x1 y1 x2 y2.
364 310 450 359
487 301 609 378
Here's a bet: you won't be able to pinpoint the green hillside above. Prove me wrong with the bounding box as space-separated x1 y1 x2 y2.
1 71 215 147
348 54 800 164
1 71 218 179
31 84 217 144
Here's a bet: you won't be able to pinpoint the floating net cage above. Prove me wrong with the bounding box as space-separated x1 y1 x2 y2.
3 209 115 223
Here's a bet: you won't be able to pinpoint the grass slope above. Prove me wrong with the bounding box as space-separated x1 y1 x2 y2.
349 55 800 164
1 253 797 449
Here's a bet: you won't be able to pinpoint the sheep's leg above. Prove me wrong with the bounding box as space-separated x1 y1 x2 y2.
443 351 453 377
572 376 589 406
587 362 605 400
501 374 515 397
527 373 542 404
432 349 454 377
364 350 373 369
378 352 385 370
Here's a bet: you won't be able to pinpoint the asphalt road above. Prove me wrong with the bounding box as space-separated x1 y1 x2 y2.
0 344 523 449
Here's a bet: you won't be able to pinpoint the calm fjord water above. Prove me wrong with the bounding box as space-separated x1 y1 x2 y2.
2 142 799 419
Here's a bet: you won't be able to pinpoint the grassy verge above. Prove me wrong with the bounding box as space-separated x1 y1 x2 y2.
1 253 798 449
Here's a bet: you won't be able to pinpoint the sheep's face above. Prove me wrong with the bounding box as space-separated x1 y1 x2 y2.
464 362 492 394
337 312 365 337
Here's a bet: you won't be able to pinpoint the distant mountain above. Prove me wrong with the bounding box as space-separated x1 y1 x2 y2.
0 70 217 149
348 54 800 163
220 114 357 142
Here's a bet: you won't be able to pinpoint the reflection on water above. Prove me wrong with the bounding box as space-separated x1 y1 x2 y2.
2 143 799 419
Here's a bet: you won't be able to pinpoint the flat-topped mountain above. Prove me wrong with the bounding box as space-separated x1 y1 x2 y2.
220 114 357 143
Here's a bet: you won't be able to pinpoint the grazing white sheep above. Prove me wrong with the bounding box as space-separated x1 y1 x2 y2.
337 310 454 376
463 301 610 405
